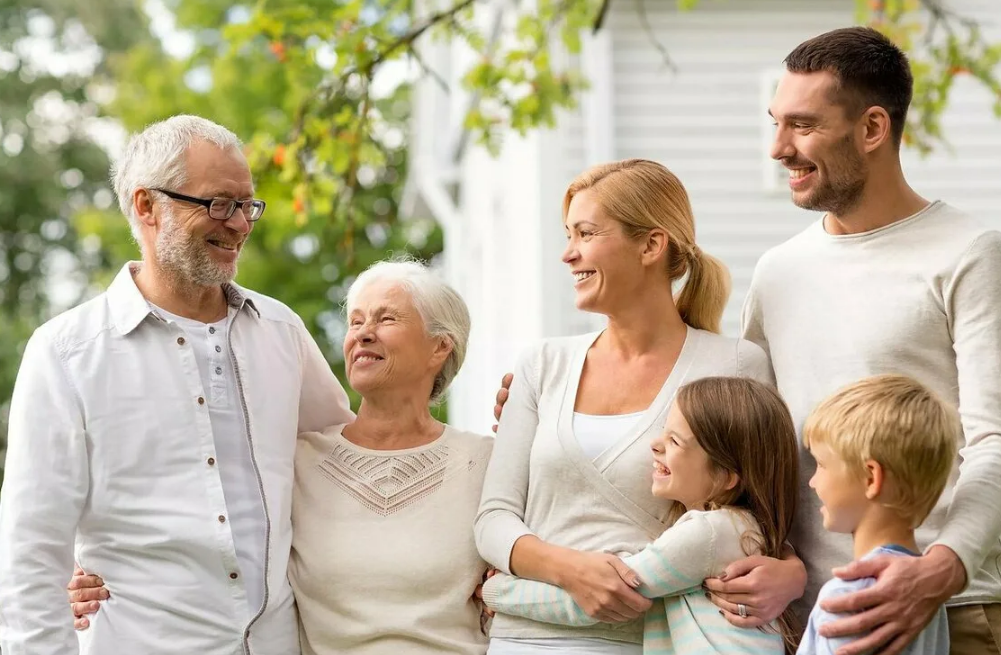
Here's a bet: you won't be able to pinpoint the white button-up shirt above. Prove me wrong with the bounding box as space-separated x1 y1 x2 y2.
0 263 354 655
151 305 268 615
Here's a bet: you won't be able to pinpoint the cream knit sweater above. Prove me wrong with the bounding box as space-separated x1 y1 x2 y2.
290 424 494 655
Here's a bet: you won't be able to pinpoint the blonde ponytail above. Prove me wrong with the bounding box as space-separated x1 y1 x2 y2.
564 159 733 334
675 246 731 334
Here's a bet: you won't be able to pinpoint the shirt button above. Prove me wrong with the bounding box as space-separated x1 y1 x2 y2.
215 366 223 375
218 515 226 523
207 457 215 466
197 396 205 405
229 572 239 580
215 345 222 353
177 337 185 345
209 327 216 334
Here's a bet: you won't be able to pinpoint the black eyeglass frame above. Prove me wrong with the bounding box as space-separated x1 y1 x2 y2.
151 188 266 222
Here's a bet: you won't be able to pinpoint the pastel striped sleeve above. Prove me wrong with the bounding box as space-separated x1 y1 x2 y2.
479 573 599 627
620 512 716 599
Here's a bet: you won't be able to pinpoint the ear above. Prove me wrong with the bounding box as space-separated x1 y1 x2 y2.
861 106 893 154
429 336 453 370
723 470 740 492
133 188 157 228
640 228 669 266
863 459 884 500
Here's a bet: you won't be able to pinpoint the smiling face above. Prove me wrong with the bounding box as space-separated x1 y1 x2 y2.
343 279 449 400
769 71 869 216
650 403 726 510
807 440 869 533
561 189 649 314
147 140 255 287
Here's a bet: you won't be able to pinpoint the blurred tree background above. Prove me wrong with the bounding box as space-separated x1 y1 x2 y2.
1 0 999 488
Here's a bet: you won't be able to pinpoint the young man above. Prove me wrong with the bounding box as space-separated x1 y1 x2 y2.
716 26 1001 655
798 374 957 655
0 116 354 654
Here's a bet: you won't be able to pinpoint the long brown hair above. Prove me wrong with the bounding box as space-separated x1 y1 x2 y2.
562 159 731 333
675 376 801 650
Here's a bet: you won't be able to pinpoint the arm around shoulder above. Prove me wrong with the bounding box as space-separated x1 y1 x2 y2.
295 314 354 434
0 330 89 654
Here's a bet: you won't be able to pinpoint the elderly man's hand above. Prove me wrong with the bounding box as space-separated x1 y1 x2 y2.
492 373 513 433
704 552 806 628
815 545 964 655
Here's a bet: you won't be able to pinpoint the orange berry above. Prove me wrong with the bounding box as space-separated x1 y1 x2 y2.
293 197 305 213
273 144 286 167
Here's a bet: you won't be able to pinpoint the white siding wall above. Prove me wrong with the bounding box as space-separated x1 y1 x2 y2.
609 0 1001 336
427 0 1001 433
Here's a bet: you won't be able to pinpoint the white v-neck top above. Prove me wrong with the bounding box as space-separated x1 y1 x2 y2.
475 327 773 644
572 412 645 462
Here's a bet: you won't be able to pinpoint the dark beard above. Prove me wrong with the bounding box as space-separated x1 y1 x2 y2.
792 133 867 215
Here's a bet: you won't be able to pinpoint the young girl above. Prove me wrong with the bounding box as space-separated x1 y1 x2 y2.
480 377 800 654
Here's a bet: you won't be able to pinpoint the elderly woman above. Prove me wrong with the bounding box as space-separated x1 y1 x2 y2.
289 259 492 654
70 258 493 655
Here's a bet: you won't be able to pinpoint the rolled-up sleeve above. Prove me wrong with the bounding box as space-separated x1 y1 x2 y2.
0 330 89 654
474 347 542 573
930 231 1001 587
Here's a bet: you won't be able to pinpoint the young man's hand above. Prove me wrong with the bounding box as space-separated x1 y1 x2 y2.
816 545 965 655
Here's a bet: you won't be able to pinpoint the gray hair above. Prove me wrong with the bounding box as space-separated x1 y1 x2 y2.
111 115 244 240
346 258 470 404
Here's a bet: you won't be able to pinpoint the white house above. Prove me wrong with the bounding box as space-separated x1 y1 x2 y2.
404 0 1001 434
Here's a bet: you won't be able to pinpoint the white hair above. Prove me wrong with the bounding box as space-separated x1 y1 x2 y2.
346 257 471 404
111 115 244 240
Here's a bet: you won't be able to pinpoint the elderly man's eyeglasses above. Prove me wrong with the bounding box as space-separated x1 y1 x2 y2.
152 188 266 222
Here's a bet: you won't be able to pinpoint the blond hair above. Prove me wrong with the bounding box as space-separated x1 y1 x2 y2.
803 374 958 528
562 159 731 333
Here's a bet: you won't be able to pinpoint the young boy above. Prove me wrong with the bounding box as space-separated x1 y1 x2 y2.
797 374 958 655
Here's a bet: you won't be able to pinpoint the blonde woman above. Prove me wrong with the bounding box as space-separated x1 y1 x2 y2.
475 160 807 654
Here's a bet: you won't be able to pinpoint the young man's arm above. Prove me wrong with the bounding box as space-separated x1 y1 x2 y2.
0 331 89 654
818 232 1001 655
931 230 1001 586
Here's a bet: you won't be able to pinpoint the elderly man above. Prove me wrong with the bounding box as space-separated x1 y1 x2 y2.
0 115 353 654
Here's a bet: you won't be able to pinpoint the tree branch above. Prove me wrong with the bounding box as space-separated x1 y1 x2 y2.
637 0 675 71
407 45 449 92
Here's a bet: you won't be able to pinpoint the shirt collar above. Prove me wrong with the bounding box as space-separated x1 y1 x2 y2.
108 262 260 336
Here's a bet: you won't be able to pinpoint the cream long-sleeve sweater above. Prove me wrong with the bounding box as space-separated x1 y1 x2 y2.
742 200 1001 612
290 424 494 655
474 326 774 644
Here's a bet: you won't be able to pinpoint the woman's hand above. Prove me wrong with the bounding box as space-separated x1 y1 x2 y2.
67 566 109 630
703 552 806 627
555 551 652 623
474 567 498 634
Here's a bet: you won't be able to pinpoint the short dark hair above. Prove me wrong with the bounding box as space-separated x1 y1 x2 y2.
784 27 913 147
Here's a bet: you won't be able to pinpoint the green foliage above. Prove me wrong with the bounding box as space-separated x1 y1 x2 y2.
0 0 150 484
855 0 1001 154
79 0 445 408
